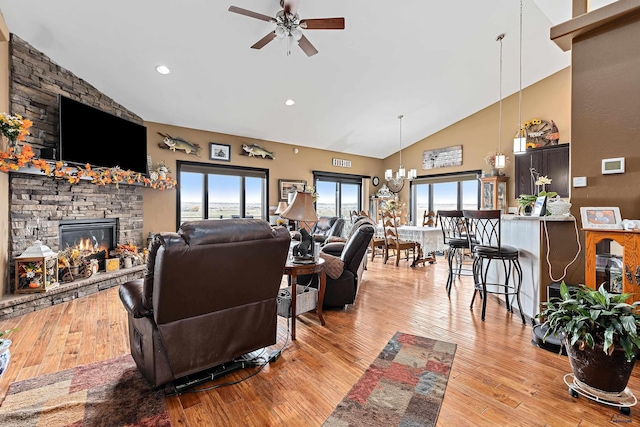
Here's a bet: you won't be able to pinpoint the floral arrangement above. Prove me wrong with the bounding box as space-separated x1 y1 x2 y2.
517 175 558 210
149 160 172 181
484 151 510 168
111 243 144 266
0 112 32 143
19 261 43 279
0 144 177 190
111 243 138 257
304 185 319 202
383 199 405 213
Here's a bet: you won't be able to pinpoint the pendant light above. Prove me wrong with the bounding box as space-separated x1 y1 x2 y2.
385 115 417 182
513 0 527 153
495 34 506 169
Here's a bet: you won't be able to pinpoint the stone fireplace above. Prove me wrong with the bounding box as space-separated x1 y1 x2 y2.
6 172 144 295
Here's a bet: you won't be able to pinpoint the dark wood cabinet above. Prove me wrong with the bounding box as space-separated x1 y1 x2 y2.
514 144 569 198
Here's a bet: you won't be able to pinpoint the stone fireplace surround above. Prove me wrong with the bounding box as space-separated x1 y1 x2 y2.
1 172 145 319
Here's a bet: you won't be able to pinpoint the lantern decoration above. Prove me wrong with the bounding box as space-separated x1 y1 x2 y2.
14 240 59 294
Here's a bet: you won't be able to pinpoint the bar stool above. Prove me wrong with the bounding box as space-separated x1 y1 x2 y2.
462 209 525 324
437 210 474 296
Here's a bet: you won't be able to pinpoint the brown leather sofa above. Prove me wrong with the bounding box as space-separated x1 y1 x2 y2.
118 219 290 387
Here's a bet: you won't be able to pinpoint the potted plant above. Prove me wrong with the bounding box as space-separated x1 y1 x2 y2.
0 328 17 379
538 282 640 393
517 176 557 215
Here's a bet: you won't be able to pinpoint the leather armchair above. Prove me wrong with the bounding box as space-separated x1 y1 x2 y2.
302 224 374 308
292 217 345 243
118 219 290 387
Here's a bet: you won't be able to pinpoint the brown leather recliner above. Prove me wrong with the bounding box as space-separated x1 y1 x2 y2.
118 219 290 387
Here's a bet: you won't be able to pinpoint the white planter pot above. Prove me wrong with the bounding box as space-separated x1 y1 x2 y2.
0 339 12 379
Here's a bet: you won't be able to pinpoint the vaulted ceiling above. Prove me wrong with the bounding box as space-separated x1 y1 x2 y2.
0 1 613 159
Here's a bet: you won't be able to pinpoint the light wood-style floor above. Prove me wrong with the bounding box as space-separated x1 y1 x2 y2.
1 255 639 426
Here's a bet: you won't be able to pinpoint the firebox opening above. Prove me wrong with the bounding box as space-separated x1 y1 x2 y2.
59 219 117 271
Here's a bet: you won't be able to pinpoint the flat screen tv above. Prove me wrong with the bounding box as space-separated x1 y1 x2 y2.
58 95 148 174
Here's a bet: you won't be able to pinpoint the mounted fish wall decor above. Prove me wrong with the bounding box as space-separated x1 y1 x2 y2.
241 143 275 160
157 132 203 156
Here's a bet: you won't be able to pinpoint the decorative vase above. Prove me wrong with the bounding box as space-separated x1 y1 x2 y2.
566 339 635 393
490 168 499 176
0 339 12 380
123 257 133 269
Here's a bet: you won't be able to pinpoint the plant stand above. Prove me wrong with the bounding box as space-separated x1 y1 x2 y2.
564 373 637 415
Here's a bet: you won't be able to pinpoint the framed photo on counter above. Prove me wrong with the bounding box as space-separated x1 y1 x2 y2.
531 196 547 217
580 207 623 229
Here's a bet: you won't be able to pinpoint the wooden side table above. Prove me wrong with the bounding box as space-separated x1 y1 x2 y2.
282 258 326 340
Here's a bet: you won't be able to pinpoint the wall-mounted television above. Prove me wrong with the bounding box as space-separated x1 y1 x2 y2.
58 95 148 174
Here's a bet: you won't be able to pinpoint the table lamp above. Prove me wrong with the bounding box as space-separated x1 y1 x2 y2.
281 191 318 235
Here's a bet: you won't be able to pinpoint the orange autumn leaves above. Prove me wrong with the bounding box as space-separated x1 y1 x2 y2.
0 144 177 190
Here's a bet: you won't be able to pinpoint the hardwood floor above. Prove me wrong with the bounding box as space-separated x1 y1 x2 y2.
1 256 639 426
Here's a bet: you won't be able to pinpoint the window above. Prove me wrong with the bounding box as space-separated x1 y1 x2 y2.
410 171 480 223
313 171 365 219
177 162 268 227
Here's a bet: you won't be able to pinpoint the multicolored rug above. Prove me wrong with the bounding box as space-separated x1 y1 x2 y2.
0 354 171 427
323 331 456 427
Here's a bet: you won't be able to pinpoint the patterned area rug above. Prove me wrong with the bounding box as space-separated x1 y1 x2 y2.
323 331 456 427
0 354 171 427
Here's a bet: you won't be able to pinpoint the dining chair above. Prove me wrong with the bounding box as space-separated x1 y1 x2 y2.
423 210 436 227
437 210 474 296
382 210 418 266
462 209 525 324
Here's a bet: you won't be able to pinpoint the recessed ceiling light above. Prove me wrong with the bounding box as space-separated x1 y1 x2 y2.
285 99 295 106
155 65 171 75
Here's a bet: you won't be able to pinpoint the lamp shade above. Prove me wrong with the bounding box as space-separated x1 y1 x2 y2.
275 201 288 214
514 137 527 153
280 191 318 223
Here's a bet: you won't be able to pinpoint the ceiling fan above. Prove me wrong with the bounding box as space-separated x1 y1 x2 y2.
228 0 345 57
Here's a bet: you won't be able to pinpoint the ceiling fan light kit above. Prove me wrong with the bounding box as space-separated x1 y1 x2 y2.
228 0 345 57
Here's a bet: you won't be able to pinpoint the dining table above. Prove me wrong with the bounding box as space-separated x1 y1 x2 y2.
376 225 444 267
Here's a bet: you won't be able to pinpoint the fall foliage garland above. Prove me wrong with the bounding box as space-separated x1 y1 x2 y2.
0 145 177 190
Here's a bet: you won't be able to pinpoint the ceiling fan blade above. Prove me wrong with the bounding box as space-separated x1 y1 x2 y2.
297 34 318 57
282 0 300 16
228 6 274 22
300 18 345 30
251 32 277 50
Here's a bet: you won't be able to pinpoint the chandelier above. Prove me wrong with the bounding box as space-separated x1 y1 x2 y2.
385 115 417 184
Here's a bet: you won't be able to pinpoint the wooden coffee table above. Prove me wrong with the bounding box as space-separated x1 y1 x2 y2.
282 258 326 340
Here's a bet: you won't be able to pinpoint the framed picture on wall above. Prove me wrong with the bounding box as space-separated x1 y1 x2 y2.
210 143 231 162
580 207 623 229
279 179 307 201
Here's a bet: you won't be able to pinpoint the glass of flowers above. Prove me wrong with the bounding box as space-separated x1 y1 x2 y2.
0 112 32 153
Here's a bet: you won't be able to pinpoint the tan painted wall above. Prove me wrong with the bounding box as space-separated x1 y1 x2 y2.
144 69 572 235
382 68 572 208
143 122 384 235
0 13 10 297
